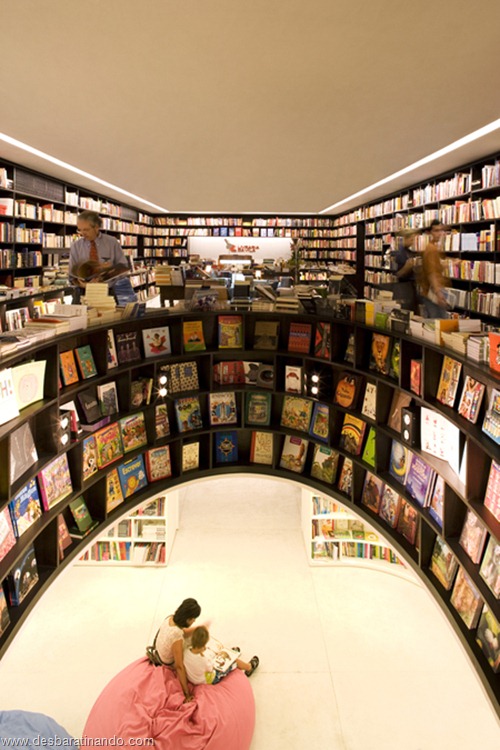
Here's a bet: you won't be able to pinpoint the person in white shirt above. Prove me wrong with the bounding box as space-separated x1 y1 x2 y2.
183 625 259 685
155 598 202 702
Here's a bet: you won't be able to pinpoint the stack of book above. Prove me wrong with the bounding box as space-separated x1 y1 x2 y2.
83 282 116 312
467 334 489 363
155 265 184 285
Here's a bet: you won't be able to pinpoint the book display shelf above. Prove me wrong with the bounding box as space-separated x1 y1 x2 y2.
0 309 498 713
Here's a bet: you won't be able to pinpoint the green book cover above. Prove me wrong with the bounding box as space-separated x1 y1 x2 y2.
361 426 376 467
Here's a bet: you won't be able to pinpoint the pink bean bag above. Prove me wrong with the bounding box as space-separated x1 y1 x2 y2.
83 658 255 750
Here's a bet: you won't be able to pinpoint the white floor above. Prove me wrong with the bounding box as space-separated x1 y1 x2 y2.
0 476 499 749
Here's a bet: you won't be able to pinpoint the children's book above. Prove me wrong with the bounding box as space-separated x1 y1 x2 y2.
389 339 401 380
97 381 119 416
344 332 355 364
0 588 10 637
285 365 303 394
459 509 488 564
242 361 261 386
450 567 483 630
314 321 331 359
119 412 148 453
37 453 73 511
288 322 312 354
213 360 245 385
175 396 203 432
182 320 205 352
218 315 243 348
75 345 97 379
482 388 500 446
405 454 435 508
209 392 238 426
280 396 313 433
115 330 142 365
483 459 500 523
488 331 500 374
0 507 16 562
182 442 200 472
245 392 271 426
476 605 500 673
387 389 412 432
161 361 200 393
82 434 99 481
8 479 42 538
410 359 422 396
361 472 384 514
118 454 148 499
379 485 402 529
253 320 279 350
68 496 98 538
0 367 19 426
436 355 462 407
361 426 376 467
155 404 170 439
280 435 308 473
361 382 377 421
339 413 366 455
255 363 275 390
105 468 124 513
77 386 102 424
430 536 459 590
333 372 363 409
337 457 353 496
428 475 444 528
7 545 38 606
59 350 79 386
94 422 124 469
57 513 73 559
106 329 119 369
9 422 38 485
369 333 392 376
309 402 330 443
145 446 172 482
250 431 273 465
142 326 172 357
457 376 485 424
389 440 411 485
396 499 419 545
310 444 339 484
479 537 500 598
215 431 238 463
131 377 153 408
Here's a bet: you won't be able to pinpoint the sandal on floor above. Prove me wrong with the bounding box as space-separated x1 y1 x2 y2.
232 646 241 653
245 656 259 677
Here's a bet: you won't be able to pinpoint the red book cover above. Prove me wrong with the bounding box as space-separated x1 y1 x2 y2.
484 459 500 523
410 359 422 396
488 332 500 374
288 322 312 354
37 454 73 511
314 321 331 359
0 507 16 563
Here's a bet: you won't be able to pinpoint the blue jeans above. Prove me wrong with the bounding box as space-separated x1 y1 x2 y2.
423 298 448 319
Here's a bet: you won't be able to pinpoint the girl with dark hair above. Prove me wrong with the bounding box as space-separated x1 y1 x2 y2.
156 598 202 701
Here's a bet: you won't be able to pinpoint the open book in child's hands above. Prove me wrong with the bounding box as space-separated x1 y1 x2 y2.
206 637 240 673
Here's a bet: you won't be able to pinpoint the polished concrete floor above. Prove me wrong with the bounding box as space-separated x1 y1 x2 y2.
0 476 498 749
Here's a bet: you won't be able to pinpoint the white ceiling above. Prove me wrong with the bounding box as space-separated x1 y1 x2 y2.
1 0 500 216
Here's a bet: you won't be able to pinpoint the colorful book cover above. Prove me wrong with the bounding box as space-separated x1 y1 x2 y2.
9 422 38 485
280 435 308 473
7 545 38 606
450 567 483 630
339 413 366 455
106 468 124 512
218 315 243 349
145 445 172 482
253 320 279 350
8 478 42 538
37 453 73 511
482 388 500 446
177 361 200 392
430 536 459 590
369 333 392 376
287 322 312 354
457 376 486 424
309 402 330 443
361 382 377 421
97 381 119 416
389 440 411 485
182 442 200 472
118 454 148 499
396 499 419 545
280 396 313 433
0 507 16 562
488 331 500 374
476 605 500 673
436 355 462 407
142 326 172 357
131 377 153 408
82 435 99 481
314 321 331 359
155 404 170 439
213 360 245 385
215 431 238 463
337 457 353 496
0 588 10 637
459 510 488 564
428 475 444 527
410 359 422 397
115 330 142 365
379 485 402 529
119 412 148 453
182 320 205 352
68 497 98 537
285 365 303 394
333 372 363 409
479 537 500 598
389 339 401 380
250 431 273 465
245 392 271 426
175 396 203 432
310 444 339 484
209 392 238 426
361 426 376 467
0 368 20 427
361 471 385 513
59 350 79 386
405 454 435 508
94 422 124 469
483 459 500 523
106 329 119 369
75 345 98 379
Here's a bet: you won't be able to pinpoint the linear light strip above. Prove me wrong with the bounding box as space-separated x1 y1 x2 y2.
0 132 169 213
319 117 500 214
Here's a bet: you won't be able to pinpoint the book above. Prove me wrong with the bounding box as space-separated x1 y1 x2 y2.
428 475 444 528
387 389 412 432
482 388 500 446
488 331 500 374
457 376 486 424
11 360 46 411
94 421 124 468
0 507 16 562
309 402 330 443
142 326 172 357
436 355 462 407
68 497 98 538
8 479 42 538
9 422 38 485
57 513 72 559
97 381 119 416
379 485 402 529
459 510 488 564
106 469 124 512
131 377 153 408
215 431 238 463
118 454 148 498
182 442 200 472
361 426 376 467
218 315 243 348
337 457 353 496
242 361 261 386
420 407 460 467
339 413 366 455
250 431 273 465
314 321 331 359
255 363 275 389
310 444 339 484
333 372 363 409
145 446 172 482
106 329 119 369
479 536 500 598
361 472 384 513
7 545 38 606
361 382 377 421
115 330 142 365
0 588 10 638
280 396 313 433
476 605 500 672
75 345 98 379
155 404 170 439
77 386 102 425
388 440 411 485
430 536 458 590
119 412 148 453
284 365 303 394
389 339 401 380
245 391 271 426
161 361 200 393
59 350 79 386
450 567 483 629
175 396 203 432
405 454 435 508
344 333 355 364
253 320 279 350
37 453 73 511
396 499 418 544
288 322 312 354
280 435 308 473
0 368 20 426
60 401 81 439
213 360 245 385
369 333 392 376
209 392 238 426
410 359 422 396
82 435 99 481
182 320 205 352
483 459 500 523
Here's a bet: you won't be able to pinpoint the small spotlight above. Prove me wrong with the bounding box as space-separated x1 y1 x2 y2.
159 375 167 386
158 387 167 398
311 374 320 384
311 386 319 396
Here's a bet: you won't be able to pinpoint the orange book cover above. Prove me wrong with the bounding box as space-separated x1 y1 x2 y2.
59 350 79 386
